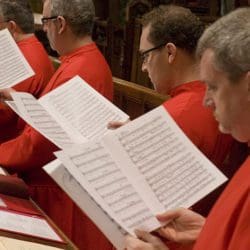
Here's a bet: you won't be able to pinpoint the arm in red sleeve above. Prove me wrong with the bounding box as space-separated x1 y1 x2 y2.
0 125 58 172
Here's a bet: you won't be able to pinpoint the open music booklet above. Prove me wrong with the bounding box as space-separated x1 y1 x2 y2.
44 105 227 250
7 75 129 149
0 193 64 245
0 29 34 89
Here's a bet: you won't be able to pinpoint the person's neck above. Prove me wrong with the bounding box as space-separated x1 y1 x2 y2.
59 35 93 56
171 54 200 89
14 33 33 42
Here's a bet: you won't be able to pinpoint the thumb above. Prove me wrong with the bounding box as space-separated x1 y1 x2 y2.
156 208 184 223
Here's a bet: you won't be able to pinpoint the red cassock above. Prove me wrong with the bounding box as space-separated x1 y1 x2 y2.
0 35 55 142
0 43 114 249
194 156 250 250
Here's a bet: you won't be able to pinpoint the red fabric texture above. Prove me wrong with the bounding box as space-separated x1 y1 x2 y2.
0 43 114 249
194 156 250 250
0 35 54 142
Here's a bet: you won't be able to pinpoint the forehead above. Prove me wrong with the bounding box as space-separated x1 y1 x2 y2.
140 25 154 51
199 49 217 82
199 49 234 89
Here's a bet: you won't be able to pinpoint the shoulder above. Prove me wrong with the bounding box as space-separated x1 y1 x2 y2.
163 83 207 120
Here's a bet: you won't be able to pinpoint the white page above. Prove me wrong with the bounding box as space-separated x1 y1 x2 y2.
43 159 126 250
9 93 75 149
40 75 129 141
103 106 227 212
8 76 129 148
5 101 20 117
0 210 62 242
55 142 161 236
0 29 34 89
56 106 227 235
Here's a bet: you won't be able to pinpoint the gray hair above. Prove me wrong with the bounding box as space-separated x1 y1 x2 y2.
49 0 95 36
0 0 34 33
196 7 250 82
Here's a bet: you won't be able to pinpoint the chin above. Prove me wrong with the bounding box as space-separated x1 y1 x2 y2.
232 133 249 143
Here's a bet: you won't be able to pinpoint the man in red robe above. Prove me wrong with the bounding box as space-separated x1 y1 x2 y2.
0 0 55 142
0 0 113 249
125 7 250 250
109 5 235 221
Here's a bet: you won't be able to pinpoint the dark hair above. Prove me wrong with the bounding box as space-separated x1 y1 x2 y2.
0 0 34 33
141 5 205 55
196 7 250 82
49 0 95 36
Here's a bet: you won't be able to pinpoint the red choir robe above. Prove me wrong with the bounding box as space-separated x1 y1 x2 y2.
193 156 250 250
0 43 114 250
0 35 55 142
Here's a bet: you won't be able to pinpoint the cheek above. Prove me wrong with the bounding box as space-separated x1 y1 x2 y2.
213 91 230 113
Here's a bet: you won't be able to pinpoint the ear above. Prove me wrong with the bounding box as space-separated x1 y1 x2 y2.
165 42 177 64
56 16 67 34
6 21 17 36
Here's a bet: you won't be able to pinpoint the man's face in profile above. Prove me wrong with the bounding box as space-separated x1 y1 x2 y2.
201 49 250 144
139 25 171 95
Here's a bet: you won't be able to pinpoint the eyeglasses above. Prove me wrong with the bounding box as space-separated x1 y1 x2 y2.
41 16 58 25
140 43 166 63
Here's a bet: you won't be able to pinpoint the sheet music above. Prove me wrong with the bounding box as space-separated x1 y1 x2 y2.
5 101 20 116
40 75 129 141
0 29 34 89
9 92 75 149
0 210 62 242
55 142 161 236
43 159 126 250
8 76 129 149
56 106 227 236
103 106 228 212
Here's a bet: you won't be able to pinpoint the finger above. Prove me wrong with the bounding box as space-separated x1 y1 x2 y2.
0 88 14 101
135 230 162 245
125 235 148 250
107 121 124 129
156 227 176 241
135 230 169 250
156 208 185 222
